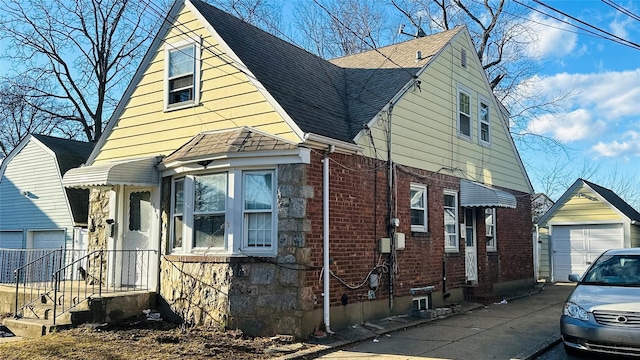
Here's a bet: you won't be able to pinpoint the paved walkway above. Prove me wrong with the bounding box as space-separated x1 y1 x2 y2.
281 283 575 360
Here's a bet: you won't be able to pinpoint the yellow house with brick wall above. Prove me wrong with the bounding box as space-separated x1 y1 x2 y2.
63 0 534 337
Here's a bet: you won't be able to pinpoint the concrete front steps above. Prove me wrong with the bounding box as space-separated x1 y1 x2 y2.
2 291 156 338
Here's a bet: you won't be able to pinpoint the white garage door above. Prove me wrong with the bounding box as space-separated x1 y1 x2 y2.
30 230 65 249
0 231 23 249
552 224 623 282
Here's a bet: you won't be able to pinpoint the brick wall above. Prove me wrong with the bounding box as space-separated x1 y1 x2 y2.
305 151 533 308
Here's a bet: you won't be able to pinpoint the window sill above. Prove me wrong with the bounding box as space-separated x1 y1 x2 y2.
164 253 276 263
164 100 198 112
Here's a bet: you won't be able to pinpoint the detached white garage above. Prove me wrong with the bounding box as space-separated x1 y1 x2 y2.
536 179 640 282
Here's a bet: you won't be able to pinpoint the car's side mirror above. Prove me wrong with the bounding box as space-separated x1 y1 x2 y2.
568 274 580 282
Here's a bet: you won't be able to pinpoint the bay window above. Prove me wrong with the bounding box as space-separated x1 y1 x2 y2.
170 169 276 255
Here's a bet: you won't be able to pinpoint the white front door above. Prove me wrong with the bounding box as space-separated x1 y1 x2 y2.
465 208 478 282
122 188 151 287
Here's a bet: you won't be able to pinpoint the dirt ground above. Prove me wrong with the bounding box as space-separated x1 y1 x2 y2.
0 315 313 360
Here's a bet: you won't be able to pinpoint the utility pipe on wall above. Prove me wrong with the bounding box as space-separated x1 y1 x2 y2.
323 145 335 334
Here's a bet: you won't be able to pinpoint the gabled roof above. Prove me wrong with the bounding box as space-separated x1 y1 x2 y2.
537 178 640 225
190 0 460 144
89 0 462 163
1 134 94 225
582 179 640 222
32 134 94 175
32 134 94 225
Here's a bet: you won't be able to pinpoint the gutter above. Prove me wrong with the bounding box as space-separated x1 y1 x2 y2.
303 133 361 154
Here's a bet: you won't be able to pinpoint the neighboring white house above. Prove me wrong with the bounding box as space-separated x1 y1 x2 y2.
536 179 640 282
0 134 94 250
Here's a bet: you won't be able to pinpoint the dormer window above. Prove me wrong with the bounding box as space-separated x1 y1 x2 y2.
165 37 201 111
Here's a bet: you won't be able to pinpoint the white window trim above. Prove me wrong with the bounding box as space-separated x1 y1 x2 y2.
171 178 185 252
164 36 202 112
410 183 428 232
241 170 277 252
457 85 472 141
444 190 459 253
485 208 497 252
169 168 277 257
478 97 491 146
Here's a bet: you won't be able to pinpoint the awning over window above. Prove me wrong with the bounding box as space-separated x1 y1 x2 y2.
460 180 516 209
63 157 160 188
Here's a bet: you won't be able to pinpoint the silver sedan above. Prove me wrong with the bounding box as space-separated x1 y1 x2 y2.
561 248 640 357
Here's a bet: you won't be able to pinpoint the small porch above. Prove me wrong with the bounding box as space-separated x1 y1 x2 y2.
0 248 157 338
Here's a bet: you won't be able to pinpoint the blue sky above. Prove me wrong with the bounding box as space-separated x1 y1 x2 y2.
514 1 640 206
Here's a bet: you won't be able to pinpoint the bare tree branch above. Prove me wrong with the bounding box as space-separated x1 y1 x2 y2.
0 0 159 142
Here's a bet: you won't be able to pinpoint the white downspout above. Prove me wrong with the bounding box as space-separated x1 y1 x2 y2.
323 145 335 334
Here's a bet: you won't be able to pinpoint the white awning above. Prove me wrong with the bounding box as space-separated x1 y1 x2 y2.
63 157 160 188
460 180 516 208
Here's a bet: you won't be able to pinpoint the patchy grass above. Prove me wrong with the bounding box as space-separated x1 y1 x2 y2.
0 317 284 360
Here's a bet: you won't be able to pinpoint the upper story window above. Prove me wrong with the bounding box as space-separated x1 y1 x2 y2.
479 100 491 145
485 208 496 252
165 37 201 111
458 89 471 138
410 184 428 232
444 190 459 252
170 169 277 256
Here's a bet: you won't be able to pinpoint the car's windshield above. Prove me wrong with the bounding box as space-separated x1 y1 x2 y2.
582 254 640 286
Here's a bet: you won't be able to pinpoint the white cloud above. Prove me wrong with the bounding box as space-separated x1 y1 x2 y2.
521 69 640 146
610 19 629 40
526 109 605 143
525 13 578 59
529 69 640 120
591 131 640 157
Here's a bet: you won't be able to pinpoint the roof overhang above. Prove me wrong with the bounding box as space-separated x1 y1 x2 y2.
302 133 362 154
63 157 160 189
460 180 516 209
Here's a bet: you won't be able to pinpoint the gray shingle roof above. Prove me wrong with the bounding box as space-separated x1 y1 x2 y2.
163 127 298 163
582 179 640 222
33 134 94 225
190 0 460 143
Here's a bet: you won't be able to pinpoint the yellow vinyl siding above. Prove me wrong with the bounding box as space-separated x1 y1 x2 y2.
358 32 529 193
93 5 297 164
631 225 640 248
537 227 551 279
548 186 622 223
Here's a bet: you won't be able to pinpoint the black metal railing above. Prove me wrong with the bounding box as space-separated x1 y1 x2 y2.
10 248 156 325
0 248 88 284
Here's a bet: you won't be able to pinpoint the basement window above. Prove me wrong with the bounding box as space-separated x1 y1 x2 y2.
413 296 430 310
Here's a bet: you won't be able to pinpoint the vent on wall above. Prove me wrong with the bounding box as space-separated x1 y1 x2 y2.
461 49 467 68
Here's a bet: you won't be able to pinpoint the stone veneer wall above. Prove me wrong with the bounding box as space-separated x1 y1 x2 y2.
158 164 315 337
86 188 111 284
